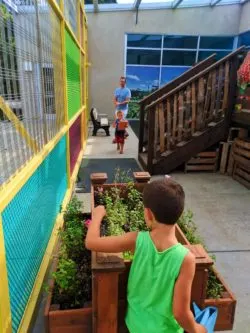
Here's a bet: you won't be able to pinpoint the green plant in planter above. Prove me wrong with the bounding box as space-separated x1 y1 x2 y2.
178 211 223 299
207 269 224 299
53 258 78 295
63 196 83 224
177 210 204 245
113 167 133 183
52 196 91 309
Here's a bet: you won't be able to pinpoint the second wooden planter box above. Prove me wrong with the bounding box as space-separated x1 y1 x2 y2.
44 257 92 333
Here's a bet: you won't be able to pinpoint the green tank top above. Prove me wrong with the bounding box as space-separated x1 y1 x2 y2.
126 231 189 333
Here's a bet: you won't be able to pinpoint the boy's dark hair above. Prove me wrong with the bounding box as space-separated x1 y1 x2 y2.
143 178 185 225
120 76 126 82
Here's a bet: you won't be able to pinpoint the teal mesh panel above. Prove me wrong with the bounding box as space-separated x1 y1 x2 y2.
2 136 67 333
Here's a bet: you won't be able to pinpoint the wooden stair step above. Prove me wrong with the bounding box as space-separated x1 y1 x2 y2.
188 157 217 165
161 150 173 158
185 164 216 171
176 141 188 148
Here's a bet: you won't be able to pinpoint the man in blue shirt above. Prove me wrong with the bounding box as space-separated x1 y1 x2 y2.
113 76 131 143
113 76 131 119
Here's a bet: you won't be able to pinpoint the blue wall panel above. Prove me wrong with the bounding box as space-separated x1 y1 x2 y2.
2 136 67 332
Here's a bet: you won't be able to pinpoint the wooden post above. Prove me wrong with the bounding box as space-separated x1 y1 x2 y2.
227 143 235 176
92 252 125 333
167 99 172 150
191 82 196 135
197 77 205 130
90 173 108 185
224 55 241 136
147 107 155 174
138 103 145 153
133 171 151 183
220 142 231 174
178 92 184 141
159 103 165 153
209 70 217 121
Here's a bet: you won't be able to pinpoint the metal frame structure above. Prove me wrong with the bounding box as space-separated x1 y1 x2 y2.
0 1 89 332
85 0 246 12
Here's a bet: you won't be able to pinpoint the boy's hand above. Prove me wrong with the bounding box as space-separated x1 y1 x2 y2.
92 205 106 223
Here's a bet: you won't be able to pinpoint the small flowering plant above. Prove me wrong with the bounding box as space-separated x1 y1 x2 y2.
237 51 250 91
85 219 92 228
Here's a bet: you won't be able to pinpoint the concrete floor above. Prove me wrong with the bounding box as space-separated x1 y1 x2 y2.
31 125 250 333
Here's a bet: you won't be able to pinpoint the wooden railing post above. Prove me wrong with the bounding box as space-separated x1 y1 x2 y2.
133 171 151 183
225 55 241 132
147 108 155 174
138 103 145 153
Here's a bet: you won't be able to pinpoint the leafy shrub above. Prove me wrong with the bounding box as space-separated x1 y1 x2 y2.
52 196 91 309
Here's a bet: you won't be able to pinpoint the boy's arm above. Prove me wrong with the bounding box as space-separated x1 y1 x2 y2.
85 206 137 253
173 252 207 333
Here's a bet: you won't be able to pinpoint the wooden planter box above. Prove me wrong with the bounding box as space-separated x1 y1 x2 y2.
91 172 236 332
232 137 250 189
44 257 92 333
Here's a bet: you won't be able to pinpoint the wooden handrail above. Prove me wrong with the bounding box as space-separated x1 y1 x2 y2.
139 54 216 106
145 47 245 110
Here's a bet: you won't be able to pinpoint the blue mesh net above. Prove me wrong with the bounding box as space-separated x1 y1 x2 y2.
2 136 67 333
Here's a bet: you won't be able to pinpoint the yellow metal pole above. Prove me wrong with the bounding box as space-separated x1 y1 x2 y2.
78 1 85 149
60 0 71 187
0 215 12 333
0 97 39 153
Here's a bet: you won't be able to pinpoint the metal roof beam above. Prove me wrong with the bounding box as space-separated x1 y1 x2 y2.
210 0 222 7
172 0 184 9
133 0 142 10
93 0 99 12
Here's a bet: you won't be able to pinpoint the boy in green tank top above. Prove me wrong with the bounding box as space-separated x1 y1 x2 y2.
86 179 207 333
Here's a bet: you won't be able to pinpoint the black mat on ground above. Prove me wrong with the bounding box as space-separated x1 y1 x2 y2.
128 119 140 139
77 158 142 192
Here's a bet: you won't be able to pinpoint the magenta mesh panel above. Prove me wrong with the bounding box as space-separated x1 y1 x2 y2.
69 115 81 174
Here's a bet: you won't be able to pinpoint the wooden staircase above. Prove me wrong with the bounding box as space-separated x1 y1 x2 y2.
138 47 245 174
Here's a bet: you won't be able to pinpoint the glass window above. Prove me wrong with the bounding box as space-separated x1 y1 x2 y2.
161 67 190 86
127 34 162 48
126 66 160 98
238 31 250 48
199 36 234 50
126 66 160 118
162 50 196 66
164 35 198 49
127 49 161 65
198 50 230 62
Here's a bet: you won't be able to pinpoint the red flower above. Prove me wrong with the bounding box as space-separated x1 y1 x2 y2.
238 51 250 86
85 219 91 228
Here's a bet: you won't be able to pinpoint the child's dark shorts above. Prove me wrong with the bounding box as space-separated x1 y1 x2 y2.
115 130 125 144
